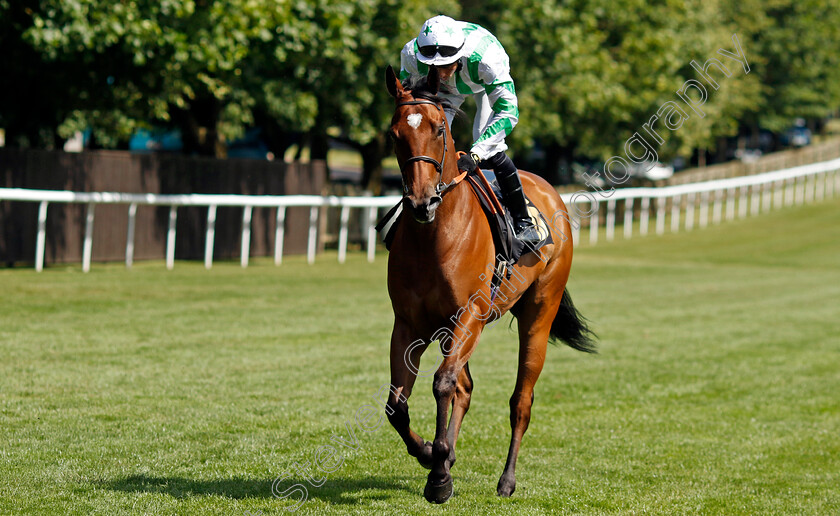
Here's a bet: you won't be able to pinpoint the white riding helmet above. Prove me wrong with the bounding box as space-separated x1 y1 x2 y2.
416 15 466 66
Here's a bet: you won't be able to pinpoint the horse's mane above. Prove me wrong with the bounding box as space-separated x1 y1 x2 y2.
401 76 465 120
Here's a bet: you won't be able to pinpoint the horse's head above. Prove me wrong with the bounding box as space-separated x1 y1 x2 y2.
385 65 450 224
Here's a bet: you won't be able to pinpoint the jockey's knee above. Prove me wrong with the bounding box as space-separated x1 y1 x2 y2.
480 152 517 178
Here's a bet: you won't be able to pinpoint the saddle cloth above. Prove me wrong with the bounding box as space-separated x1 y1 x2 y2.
375 169 553 266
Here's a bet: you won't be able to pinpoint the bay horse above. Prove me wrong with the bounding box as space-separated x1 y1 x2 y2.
383 65 595 504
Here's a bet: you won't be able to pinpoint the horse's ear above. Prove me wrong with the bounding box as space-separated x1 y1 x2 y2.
427 65 439 95
385 65 401 98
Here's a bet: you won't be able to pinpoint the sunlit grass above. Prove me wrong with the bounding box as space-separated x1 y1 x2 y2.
1 198 838 514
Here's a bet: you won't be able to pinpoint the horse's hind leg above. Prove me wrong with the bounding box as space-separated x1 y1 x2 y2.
497 291 558 497
386 319 433 467
444 362 474 468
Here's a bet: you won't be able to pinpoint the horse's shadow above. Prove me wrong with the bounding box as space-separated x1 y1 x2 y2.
101 473 420 505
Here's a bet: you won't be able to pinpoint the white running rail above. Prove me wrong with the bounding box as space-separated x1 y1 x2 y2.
1 157 838 272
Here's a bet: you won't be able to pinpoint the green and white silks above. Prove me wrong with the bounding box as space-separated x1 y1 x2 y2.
399 22 519 161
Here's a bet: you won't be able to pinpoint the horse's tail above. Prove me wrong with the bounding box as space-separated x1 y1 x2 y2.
549 289 597 353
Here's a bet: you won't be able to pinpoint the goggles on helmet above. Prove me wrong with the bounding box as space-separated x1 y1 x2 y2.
418 43 463 59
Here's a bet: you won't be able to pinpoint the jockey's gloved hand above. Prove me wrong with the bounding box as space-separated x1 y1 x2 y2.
457 152 480 173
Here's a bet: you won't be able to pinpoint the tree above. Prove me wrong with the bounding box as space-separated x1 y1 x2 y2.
0 0 108 148
5 0 838 183
724 0 840 136
6 0 459 186
494 0 762 181
12 0 317 157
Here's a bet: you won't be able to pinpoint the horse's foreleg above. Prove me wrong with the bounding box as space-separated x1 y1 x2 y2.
386 320 433 468
425 316 482 504
444 363 473 469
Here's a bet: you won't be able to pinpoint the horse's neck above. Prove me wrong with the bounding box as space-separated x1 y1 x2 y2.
406 167 474 253
400 123 477 254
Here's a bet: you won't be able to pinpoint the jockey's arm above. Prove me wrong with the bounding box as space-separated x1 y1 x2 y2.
468 53 519 161
470 80 519 161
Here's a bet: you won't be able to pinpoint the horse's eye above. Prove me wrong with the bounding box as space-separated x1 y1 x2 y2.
437 125 445 137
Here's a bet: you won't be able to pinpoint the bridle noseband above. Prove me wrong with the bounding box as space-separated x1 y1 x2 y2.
396 99 460 197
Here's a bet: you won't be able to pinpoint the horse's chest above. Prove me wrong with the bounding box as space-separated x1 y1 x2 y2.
389 271 468 334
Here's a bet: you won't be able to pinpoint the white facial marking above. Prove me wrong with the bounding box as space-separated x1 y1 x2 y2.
407 113 423 129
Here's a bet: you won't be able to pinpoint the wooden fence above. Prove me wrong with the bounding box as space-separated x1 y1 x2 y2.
0 148 325 266
2 155 837 271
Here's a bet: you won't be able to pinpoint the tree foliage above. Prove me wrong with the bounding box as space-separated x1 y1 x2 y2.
1 0 838 185
491 0 764 178
723 0 840 132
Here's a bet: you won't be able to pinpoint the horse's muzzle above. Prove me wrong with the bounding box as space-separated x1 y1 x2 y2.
404 195 442 224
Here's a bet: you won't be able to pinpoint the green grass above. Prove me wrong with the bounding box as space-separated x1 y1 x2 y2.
2 199 839 515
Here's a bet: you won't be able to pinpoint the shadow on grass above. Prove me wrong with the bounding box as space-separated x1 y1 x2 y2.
101 474 421 505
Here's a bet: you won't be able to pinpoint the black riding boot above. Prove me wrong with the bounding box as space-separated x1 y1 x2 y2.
482 152 541 245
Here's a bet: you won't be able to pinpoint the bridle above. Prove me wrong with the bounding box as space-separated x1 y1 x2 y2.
396 99 464 197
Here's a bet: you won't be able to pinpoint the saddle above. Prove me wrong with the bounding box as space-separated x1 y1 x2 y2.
463 168 553 263
376 169 553 267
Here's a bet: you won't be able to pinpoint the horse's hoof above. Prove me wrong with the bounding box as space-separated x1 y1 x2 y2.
424 475 453 504
496 476 516 497
417 441 433 469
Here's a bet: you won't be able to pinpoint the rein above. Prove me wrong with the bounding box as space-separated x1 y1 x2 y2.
396 99 466 197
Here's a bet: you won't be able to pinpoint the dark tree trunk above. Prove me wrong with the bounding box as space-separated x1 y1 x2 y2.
309 103 331 161
543 140 576 185
174 97 224 158
309 130 329 162
715 136 728 163
255 112 299 161
360 133 387 194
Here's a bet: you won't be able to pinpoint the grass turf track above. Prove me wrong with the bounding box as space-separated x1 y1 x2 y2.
1 198 838 515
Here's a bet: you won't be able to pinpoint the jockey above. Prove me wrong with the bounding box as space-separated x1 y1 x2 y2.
399 15 541 244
